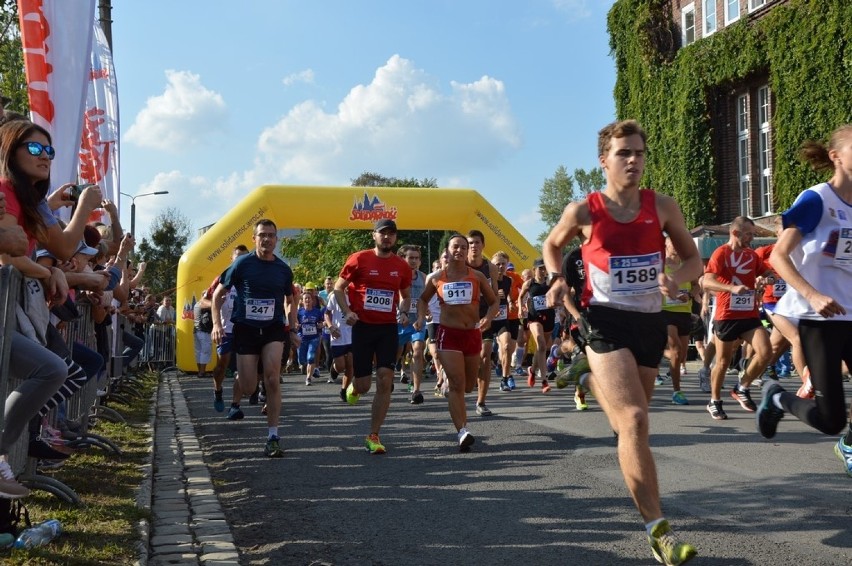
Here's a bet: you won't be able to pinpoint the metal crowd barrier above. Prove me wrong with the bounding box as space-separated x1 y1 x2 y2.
141 322 176 370
0 270 78 503
0 266 21 454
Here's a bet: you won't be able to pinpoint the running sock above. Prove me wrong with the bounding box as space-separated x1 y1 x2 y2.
645 518 665 535
268 427 278 439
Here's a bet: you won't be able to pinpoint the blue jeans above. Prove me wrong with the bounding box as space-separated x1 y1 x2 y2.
2 333 67 455
123 331 144 369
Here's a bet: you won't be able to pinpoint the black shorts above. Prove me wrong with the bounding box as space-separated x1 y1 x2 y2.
351 322 398 378
232 322 287 356
426 322 440 341
491 319 520 340
331 344 352 358
528 310 555 333
481 326 495 341
713 318 764 342
583 306 667 369
663 311 692 337
689 314 706 341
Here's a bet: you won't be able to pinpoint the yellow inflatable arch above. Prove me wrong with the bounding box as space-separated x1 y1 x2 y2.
175 185 538 371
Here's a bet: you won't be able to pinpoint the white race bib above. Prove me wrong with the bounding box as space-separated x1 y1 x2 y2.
302 323 317 336
246 298 274 321
609 253 661 296
442 281 473 305
730 291 754 311
835 228 852 267
532 295 548 311
494 304 508 321
364 288 394 312
772 279 787 298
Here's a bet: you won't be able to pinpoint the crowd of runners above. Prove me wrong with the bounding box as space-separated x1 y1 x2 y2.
192 119 851 566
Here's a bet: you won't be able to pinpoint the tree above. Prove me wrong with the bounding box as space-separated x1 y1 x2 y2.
281 172 449 282
136 208 193 295
0 0 27 113
537 166 604 245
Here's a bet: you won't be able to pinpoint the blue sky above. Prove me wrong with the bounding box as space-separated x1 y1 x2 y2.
112 0 617 246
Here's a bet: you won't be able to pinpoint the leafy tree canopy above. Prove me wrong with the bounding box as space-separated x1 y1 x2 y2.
537 166 604 244
137 207 193 296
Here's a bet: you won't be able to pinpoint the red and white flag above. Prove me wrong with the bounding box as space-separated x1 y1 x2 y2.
79 18 120 216
17 0 96 194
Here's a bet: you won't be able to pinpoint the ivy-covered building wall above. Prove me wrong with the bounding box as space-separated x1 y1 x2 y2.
607 0 852 227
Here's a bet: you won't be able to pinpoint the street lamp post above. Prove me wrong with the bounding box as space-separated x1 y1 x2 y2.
119 191 169 236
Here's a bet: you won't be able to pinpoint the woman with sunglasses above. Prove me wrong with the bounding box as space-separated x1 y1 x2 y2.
0 120 103 499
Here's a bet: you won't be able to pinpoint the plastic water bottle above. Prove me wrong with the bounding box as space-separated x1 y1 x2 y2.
13 519 61 549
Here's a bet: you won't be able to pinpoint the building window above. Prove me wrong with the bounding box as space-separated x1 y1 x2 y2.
736 94 750 216
682 3 696 46
748 0 769 11
757 86 772 215
703 0 717 36
725 0 740 24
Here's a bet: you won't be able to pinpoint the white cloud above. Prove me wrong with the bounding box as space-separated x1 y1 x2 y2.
251 54 522 185
516 207 542 226
551 0 593 20
130 56 526 237
282 69 315 86
125 70 227 151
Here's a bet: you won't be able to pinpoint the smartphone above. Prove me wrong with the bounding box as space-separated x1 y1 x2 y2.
69 183 95 202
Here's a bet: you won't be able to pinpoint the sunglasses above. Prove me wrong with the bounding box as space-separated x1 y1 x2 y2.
21 141 55 160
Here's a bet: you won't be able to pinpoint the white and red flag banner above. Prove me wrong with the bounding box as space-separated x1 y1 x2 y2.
17 0 96 195
79 18 120 213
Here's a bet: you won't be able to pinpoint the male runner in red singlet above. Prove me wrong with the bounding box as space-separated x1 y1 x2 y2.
542 119 700 565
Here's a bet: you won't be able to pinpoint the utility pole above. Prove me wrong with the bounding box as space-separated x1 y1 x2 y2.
98 0 113 51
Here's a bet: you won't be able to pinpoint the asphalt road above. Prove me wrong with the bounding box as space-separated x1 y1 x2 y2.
180 364 852 566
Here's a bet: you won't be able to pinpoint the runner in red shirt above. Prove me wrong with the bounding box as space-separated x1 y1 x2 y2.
334 219 413 454
754 217 809 394
703 216 775 419
542 119 700 564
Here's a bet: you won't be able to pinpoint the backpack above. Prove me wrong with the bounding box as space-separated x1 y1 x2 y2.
196 307 214 333
0 498 31 538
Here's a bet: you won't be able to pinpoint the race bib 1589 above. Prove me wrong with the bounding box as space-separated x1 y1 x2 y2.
608 253 661 296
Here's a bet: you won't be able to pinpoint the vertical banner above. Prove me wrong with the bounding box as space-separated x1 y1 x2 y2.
17 0 96 194
79 19 120 219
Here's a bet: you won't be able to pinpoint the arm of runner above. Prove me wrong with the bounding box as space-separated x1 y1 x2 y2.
333 276 358 325
479 271 500 331
658 194 703 298
416 276 437 331
285 291 301 347
517 279 532 318
210 283 226 344
543 200 587 307
702 272 748 295
398 286 411 327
